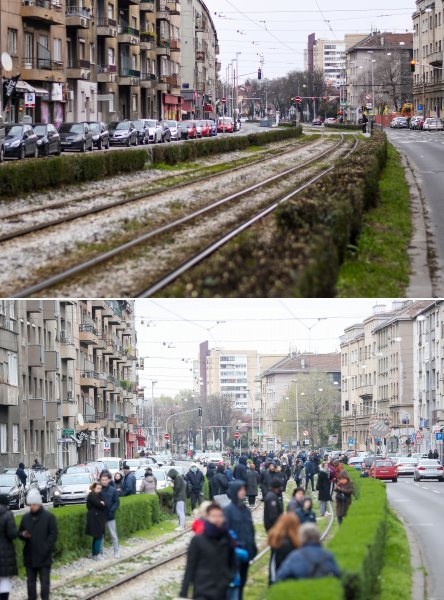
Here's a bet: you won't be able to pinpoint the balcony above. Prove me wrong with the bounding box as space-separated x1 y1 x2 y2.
96 64 117 82
80 371 101 388
156 0 171 20
166 0 180 14
0 383 19 407
22 58 64 82
140 32 156 50
170 38 180 52
28 344 44 367
67 58 92 80
65 5 91 28
29 398 58 421
118 0 140 5
216 60 222 72
44 350 60 372
195 19 204 32
157 75 168 91
27 300 43 313
429 51 444 66
102 337 115 355
79 323 99 345
21 0 64 25
118 26 140 45
97 17 117 37
118 68 141 86
358 385 373 401
156 40 171 56
140 0 155 11
140 72 157 88
196 50 205 62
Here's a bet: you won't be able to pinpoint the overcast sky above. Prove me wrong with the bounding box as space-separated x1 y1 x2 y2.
135 298 401 397
203 0 414 80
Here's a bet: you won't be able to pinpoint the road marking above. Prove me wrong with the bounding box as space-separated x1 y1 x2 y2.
433 490 441 494
390 499 409 502
423 486 429 489
410 523 434 526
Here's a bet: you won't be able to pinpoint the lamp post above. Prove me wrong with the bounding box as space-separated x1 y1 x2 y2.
151 380 157 450
291 379 300 448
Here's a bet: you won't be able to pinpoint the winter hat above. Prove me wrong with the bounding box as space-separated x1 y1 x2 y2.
27 488 43 506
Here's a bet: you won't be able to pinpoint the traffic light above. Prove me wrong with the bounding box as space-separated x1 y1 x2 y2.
410 59 416 73
198 406 202 417
258 68 262 80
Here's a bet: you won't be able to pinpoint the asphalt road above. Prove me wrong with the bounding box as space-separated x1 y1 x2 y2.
387 476 444 600
387 127 444 293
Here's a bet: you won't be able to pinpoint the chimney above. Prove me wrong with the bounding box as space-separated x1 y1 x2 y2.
372 304 386 315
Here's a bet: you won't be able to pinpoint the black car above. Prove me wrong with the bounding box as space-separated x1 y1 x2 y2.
108 121 138 146
87 121 110 150
33 468 57 502
4 123 38 159
0 472 25 509
33 123 61 156
59 122 94 152
160 121 172 142
133 119 149 144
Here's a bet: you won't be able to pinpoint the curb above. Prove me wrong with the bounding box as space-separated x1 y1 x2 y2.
394 511 427 600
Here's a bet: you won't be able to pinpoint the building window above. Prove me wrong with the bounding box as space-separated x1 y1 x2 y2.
8 352 18 386
132 94 137 112
107 3 114 19
53 38 62 63
107 47 115 66
12 425 19 453
90 43 95 64
79 39 86 60
81 90 85 111
0 424 7 454
24 32 33 62
8 29 18 56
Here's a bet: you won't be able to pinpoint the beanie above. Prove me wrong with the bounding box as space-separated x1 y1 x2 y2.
26 488 43 506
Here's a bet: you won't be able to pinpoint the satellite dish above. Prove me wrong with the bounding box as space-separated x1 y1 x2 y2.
1 52 13 73
77 412 84 427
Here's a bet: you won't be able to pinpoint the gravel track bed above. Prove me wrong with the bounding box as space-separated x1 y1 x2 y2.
39 139 350 297
1 137 333 296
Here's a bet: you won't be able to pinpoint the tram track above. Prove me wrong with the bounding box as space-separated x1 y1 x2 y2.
12 135 350 297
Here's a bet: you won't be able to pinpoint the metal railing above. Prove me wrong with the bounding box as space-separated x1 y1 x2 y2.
97 17 117 27
118 25 140 37
22 0 62 10
140 72 157 81
96 64 117 73
79 323 97 334
119 68 140 78
22 58 63 70
65 6 91 17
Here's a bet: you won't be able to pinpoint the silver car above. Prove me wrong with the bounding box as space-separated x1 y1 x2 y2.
53 473 94 506
165 120 179 141
395 457 418 475
414 459 444 481
135 468 171 492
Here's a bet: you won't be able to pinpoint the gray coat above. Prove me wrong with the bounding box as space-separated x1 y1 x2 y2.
245 469 260 496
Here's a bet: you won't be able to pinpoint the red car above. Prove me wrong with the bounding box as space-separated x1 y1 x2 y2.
369 459 398 482
217 117 234 133
198 120 211 137
180 120 198 140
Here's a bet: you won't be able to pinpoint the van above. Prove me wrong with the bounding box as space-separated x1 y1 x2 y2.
96 457 122 476
0 116 5 162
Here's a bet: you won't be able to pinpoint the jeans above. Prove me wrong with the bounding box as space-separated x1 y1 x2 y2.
319 500 327 516
106 519 119 554
338 515 343 525
26 567 51 600
92 537 102 556
238 562 249 600
305 474 315 491
176 500 186 528
190 491 203 511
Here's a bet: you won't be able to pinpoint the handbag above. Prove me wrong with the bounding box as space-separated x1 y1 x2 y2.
336 490 346 503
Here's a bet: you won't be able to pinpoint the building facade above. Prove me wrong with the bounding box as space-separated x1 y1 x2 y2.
0 299 140 470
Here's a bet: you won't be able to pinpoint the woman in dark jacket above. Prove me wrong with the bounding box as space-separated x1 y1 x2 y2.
268 512 300 584
213 464 229 496
245 463 260 506
113 473 123 496
0 496 18 599
85 482 106 559
316 462 332 517
335 470 354 525
206 463 216 500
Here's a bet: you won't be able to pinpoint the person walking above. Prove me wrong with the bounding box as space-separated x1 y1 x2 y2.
245 463 260 507
140 468 157 495
16 463 27 488
433 449 439 460
268 512 301 584
206 462 216 500
213 464 229 497
233 456 248 481
167 469 186 531
287 487 305 515
304 456 315 492
264 479 284 532
0 496 18 600
180 503 235 600
186 464 204 510
18 489 58 600
85 482 106 561
276 523 340 582
99 473 120 558
113 472 123 496
292 460 303 487
316 462 332 518
121 465 136 496
296 497 317 525
335 471 354 525
224 481 257 600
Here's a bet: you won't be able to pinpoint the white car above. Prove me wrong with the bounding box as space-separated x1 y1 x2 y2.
53 473 94 506
414 459 444 481
423 117 443 131
165 120 179 141
135 468 172 492
348 457 364 470
395 457 418 475
96 457 122 476
143 119 162 143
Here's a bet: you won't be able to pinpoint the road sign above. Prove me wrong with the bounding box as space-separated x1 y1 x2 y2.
234 431 240 440
62 429 74 436
303 430 309 437
418 104 423 111
366 102 372 110
25 93 35 108
348 437 355 445
221 96 227 104
294 96 302 103
415 431 424 443
436 432 443 441
340 101 347 106
164 433 170 440
257 431 264 436
103 441 110 450
366 94 371 101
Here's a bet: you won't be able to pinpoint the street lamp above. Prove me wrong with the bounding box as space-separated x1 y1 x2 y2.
151 380 157 450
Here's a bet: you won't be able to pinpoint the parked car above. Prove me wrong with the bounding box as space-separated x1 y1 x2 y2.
96 457 122 476
160 121 172 142
423 117 444 131
59 122 93 152
109 120 138 146
390 116 408 128
410 116 423 130
87 121 110 150
133 119 150 145
395 457 418 476
179 120 198 140
369 459 398 482
325 117 337 124
3 467 39 498
143 119 162 143
198 120 211 137
348 457 364 470
217 117 234 133
59 465 91 478
195 121 203 137
0 472 25 509
414 459 444 481
4 123 38 159
53 473 94 507
312 118 323 126
165 120 179 141
33 469 57 502
85 462 106 479
32 123 61 156
0 115 5 162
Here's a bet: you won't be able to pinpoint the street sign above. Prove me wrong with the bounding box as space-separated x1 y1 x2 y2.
294 96 302 103
348 437 355 445
418 104 423 111
340 101 347 106
366 102 372 110
410 433 415 442
436 432 443 441
234 431 240 440
62 429 74 436
257 431 264 436
164 433 170 440
25 93 35 108
221 96 227 104
103 441 110 450
415 431 424 443
303 430 309 437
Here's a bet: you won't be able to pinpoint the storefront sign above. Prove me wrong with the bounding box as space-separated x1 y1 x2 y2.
25 93 36 107
51 83 64 102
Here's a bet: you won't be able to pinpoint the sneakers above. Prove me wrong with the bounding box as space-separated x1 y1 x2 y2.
175 526 185 531
114 552 121 559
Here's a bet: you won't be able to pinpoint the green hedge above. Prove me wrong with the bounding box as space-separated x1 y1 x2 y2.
0 148 148 198
267 578 344 600
151 126 303 165
13 493 162 570
324 123 362 131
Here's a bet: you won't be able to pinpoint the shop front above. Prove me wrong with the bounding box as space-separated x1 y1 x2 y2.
162 93 182 120
126 432 137 458
2 80 65 125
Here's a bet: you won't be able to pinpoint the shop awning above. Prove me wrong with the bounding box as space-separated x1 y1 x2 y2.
15 80 35 94
33 85 50 99
163 94 182 105
204 104 213 112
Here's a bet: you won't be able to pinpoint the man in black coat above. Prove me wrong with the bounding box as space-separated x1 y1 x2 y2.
263 478 284 531
16 463 27 488
185 464 205 510
233 456 248 481
316 463 332 517
206 462 216 500
121 465 137 496
0 496 18 600
213 464 229 496
180 503 235 599
18 489 57 600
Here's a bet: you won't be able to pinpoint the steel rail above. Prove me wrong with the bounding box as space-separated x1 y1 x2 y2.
13 136 347 297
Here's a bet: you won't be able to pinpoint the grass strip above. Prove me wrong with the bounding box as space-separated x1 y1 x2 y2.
378 508 412 600
336 143 411 297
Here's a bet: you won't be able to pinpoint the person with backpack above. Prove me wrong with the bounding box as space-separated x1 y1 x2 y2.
275 523 340 582
167 469 187 531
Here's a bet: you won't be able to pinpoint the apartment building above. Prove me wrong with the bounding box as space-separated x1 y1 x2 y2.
412 0 444 117
180 0 219 119
0 0 190 123
0 299 140 470
305 34 366 88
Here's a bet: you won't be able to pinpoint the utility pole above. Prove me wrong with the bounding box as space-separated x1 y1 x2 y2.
151 380 157 451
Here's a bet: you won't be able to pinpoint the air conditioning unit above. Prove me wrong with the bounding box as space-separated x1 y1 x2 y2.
67 90 74 100
80 17 87 28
